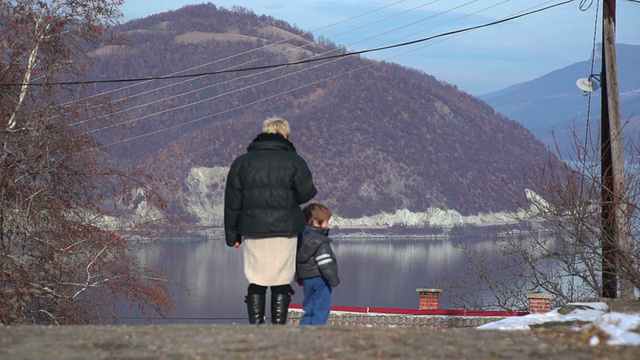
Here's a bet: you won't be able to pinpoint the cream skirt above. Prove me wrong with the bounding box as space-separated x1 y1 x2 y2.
243 236 297 286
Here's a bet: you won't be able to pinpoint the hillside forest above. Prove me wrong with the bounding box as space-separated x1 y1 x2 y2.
82 4 555 223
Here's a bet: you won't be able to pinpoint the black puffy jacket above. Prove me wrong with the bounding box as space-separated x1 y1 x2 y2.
296 226 340 288
224 133 317 246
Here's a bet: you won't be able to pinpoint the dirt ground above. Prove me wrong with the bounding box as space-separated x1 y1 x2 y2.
0 323 638 359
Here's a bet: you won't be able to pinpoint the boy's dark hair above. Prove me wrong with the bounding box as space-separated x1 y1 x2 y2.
303 203 332 225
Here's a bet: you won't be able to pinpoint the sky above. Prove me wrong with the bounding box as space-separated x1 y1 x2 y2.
119 1 640 96
478 301 640 347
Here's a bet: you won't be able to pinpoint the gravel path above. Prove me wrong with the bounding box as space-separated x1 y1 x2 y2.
1 324 638 359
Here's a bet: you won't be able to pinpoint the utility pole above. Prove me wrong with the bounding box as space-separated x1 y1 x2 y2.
600 0 633 299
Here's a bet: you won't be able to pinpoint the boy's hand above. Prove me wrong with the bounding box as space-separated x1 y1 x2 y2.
297 281 303 287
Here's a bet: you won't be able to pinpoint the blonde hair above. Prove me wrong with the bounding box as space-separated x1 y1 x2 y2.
262 117 290 138
303 203 332 225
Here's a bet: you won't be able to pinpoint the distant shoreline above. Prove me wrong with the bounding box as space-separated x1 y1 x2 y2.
133 231 504 243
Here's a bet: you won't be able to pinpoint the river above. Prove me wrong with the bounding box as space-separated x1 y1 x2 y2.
127 236 502 324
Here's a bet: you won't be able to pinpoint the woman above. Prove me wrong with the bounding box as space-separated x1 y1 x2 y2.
224 116 317 324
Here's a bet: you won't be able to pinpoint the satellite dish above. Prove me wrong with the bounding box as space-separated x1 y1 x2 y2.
576 77 600 96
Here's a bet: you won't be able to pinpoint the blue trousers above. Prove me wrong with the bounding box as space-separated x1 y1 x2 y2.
300 276 332 325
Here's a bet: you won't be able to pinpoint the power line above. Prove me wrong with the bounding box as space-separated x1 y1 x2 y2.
63 0 579 140
64 0 411 109
359 0 510 52
81 0 512 135
71 1 443 127
327 0 481 54
324 0 443 41
584 0 601 148
82 1 481 131
48 0 569 134
90 53 380 149
3 0 576 88
108 0 545 129
90 0 577 149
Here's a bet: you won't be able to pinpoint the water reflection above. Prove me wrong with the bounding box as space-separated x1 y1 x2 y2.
133 237 499 324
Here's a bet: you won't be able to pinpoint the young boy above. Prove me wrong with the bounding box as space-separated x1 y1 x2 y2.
296 203 340 325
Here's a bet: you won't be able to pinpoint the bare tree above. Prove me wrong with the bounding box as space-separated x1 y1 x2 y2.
437 123 639 311
0 1 172 324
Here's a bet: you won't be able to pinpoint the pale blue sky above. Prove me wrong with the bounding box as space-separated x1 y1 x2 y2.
120 1 640 96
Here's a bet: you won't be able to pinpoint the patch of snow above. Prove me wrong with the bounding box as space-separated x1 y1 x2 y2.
478 302 640 346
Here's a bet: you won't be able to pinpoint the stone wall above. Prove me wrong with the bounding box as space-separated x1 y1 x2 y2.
287 310 508 328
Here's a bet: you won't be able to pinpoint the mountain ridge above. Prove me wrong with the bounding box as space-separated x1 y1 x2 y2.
83 4 556 229
480 43 640 151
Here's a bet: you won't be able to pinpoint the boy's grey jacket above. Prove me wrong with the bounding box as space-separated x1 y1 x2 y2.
224 133 317 247
296 227 340 287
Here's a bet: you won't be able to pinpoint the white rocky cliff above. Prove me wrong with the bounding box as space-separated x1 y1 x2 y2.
176 166 527 236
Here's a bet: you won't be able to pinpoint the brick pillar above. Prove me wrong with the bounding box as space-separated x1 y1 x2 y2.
416 288 441 310
528 293 552 313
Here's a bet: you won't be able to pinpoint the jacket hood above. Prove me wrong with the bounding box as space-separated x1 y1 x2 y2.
247 132 296 152
303 226 330 238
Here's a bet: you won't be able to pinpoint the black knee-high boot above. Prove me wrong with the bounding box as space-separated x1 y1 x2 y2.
270 285 293 325
245 284 267 324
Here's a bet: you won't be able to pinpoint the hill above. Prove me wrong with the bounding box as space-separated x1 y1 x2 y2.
480 43 640 152
80 4 555 231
